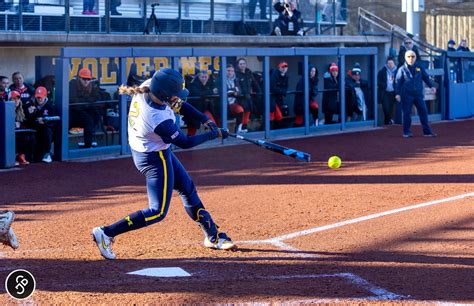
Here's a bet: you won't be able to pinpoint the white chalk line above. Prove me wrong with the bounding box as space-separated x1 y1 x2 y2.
235 192 474 301
258 273 406 300
238 192 474 246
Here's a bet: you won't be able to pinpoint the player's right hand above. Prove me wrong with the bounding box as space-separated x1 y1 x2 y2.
395 95 401 102
219 128 229 139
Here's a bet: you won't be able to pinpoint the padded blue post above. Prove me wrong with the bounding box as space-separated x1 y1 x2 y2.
0 101 16 168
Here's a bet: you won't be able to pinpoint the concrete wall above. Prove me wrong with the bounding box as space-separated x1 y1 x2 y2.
0 47 60 84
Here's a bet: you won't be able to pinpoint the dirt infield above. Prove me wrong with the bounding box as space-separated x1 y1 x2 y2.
1 119 473 304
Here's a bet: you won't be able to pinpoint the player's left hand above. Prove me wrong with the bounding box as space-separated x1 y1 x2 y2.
204 120 218 131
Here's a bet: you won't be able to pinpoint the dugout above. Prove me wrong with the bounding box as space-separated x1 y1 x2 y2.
445 51 474 120
1 46 378 165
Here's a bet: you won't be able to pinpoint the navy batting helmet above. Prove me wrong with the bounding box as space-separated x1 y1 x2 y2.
150 68 189 102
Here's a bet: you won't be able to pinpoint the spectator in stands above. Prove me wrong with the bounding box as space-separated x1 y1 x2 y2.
25 86 58 163
447 39 456 52
398 38 420 68
345 64 371 121
82 0 97 15
378 57 398 125
69 67 102 148
187 71 219 135
111 0 121 15
11 90 35 165
9 72 35 106
321 0 344 22
294 65 319 127
457 39 471 52
225 64 250 134
235 58 261 122
272 0 304 36
395 50 437 138
322 63 340 124
249 0 267 19
0 76 10 102
270 61 289 129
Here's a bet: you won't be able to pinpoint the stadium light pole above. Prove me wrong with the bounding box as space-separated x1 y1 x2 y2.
402 0 422 36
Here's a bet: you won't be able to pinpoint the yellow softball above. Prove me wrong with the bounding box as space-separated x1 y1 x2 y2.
328 156 342 169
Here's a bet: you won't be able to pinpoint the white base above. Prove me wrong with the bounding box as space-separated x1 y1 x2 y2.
127 267 191 278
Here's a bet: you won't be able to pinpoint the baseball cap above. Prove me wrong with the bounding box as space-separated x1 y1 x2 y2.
278 61 288 68
78 68 92 79
10 91 21 99
35 86 47 98
448 39 456 45
329 63 339 72
150 68 189 101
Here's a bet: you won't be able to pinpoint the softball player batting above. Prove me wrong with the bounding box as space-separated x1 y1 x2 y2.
92 68 234 260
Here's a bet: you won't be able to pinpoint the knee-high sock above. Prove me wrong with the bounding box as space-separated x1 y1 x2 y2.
103 210 146 237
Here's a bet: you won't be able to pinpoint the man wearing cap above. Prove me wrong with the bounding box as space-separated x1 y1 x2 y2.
323 63 340 124
26 86 58 163
270 61 289 128
398 38 420 68
395 50 437 138
447 39 456 52
69 67 102 148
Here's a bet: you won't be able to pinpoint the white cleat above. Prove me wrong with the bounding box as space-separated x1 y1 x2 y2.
204 232 236 250
5 228 19 250
0 211 14 235
92 227 116 260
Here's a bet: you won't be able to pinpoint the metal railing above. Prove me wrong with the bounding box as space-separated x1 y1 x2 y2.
358 7 445 67
0 0 348 35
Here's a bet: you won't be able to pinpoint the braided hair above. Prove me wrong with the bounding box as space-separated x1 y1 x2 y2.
118 85 150 96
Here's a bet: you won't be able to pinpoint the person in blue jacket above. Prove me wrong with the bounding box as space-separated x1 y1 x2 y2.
92 68 234 260
395 50 437 138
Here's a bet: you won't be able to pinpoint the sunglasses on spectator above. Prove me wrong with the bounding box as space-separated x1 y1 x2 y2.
81 77 92 81
405 41 412 44
280 65 288 68
406 55 415 58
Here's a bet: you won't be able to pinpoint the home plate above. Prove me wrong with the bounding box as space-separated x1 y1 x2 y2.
127 267 191 277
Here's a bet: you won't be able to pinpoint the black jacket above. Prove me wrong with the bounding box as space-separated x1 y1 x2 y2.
69 78 102 111
398 45 421 67
322 74 340 114
235 68 261 110
377 65 397 102
457 46 471 52
270 69 288 112
273 2 303 35
25 98 58 129
294 74 318 116
188 78 217 114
